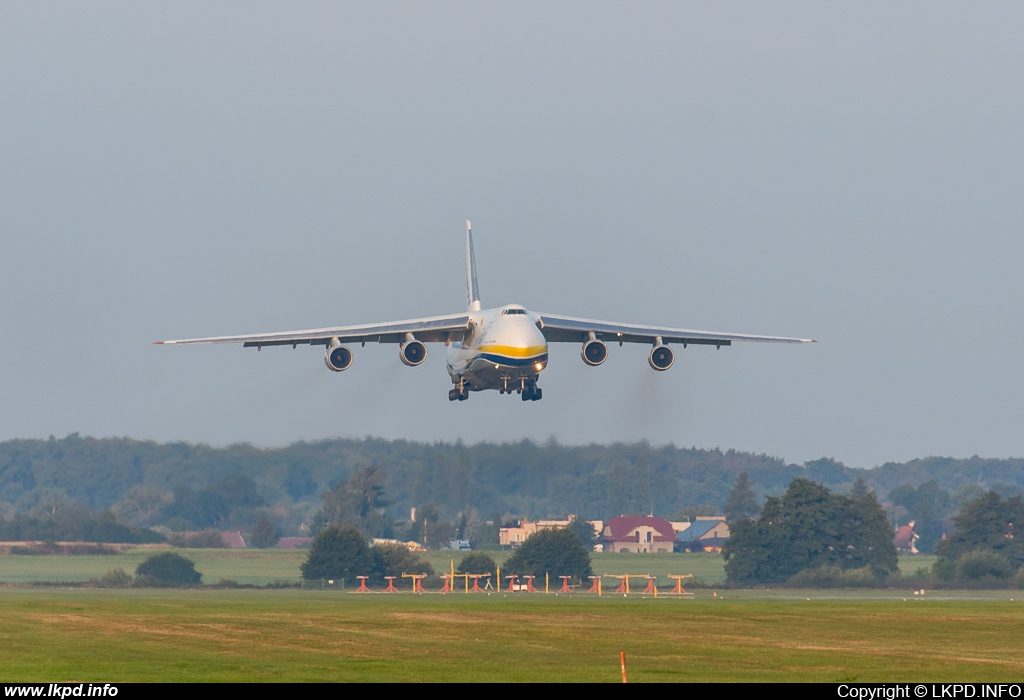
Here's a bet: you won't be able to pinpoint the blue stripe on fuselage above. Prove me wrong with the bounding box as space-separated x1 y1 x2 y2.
470 352 548 368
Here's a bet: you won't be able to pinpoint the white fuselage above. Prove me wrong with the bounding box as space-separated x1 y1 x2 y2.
446 304 548 392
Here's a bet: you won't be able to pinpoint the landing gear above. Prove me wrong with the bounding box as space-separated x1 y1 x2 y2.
449 382 469 402
520 377 542 401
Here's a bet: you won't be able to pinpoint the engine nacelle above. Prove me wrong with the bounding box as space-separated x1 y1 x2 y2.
581 339 608 366
648 344 674 371
400 339 428 366
324 344 354 372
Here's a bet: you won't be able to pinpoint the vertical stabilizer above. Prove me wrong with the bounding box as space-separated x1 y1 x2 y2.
466 220 481 311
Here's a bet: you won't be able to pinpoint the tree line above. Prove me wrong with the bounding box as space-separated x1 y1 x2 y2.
1 434 1022 547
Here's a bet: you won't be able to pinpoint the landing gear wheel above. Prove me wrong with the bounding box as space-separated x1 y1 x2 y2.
532 387 542 401
458 389 469 401
448 389 458 402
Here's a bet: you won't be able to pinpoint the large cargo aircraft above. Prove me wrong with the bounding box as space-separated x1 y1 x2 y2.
157 222 814 401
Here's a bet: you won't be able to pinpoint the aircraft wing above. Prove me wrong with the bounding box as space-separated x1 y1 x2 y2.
534 312 815 347
156 313 472 348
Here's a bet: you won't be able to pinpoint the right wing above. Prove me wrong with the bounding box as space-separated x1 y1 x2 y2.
535 312 815 347
155 313 471 348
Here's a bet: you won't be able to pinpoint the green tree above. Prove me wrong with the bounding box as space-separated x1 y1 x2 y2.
249 515 278 548
723 472 758 522
935 492 1024 580
566 517 597 550
456 552 498 579
370 542 433 584
722 478 897 585
504 528 593 582
314 465 393 538
135 552 202 586
301 525 374 583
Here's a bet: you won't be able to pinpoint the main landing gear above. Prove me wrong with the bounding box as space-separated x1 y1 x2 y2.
448 382 469 402
519 377 542 402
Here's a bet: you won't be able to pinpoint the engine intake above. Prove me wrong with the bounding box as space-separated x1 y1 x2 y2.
648 344 674 371
581 339 608 366
324 344 353 372
400 339 428 366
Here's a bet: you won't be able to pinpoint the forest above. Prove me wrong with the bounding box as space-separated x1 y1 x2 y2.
1 434 1023 551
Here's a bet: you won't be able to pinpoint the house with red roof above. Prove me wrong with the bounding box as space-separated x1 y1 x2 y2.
894 521 919 553
600 516 679 553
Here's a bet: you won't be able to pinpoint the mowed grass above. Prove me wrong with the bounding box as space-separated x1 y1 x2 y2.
0 548 307 585
0 548 937 588
1 589 1022 682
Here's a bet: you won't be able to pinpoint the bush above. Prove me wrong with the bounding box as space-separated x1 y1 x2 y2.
99 568 133 588
186 530 226 548
135 552 202 586
503 528 592 582
301 525 374 584
956 549 1016 580
786 565 884 588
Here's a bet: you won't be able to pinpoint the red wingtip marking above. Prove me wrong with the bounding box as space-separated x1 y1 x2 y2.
153 341 164 344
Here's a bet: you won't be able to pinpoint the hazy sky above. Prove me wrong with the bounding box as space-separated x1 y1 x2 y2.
1 3 1021 468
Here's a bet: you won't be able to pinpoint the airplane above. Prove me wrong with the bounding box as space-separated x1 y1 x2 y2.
157 222 815 401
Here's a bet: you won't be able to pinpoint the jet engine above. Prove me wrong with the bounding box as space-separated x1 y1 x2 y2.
581 338 608 366
648 344 674 371
400 339 428 366
324 344 354 372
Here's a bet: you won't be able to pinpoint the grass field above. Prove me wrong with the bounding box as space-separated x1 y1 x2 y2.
1 588 1022 682
0 549 939 587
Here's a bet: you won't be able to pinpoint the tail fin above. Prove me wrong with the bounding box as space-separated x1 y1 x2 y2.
466 220 481 311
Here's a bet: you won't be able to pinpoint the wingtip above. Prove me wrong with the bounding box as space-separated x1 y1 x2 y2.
153 341 165 345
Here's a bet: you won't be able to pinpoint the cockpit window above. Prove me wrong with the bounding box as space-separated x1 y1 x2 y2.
502 309 527 315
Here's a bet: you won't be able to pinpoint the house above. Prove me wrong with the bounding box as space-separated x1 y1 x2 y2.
600 516 678 553
677 518 731 552
499 517 604 549
894 521 919 554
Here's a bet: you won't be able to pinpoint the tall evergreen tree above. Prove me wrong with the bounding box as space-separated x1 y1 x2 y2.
313 464 393 538
723 472 758 522
249 515 278 548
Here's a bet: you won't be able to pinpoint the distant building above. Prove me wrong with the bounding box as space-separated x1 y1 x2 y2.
676 519 730 552
182 530 248 548
220 530 247 549
499 516 603 549
894 521 919 553
600 516 678 553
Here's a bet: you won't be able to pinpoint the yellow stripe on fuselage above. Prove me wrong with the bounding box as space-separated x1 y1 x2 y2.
476 344 548 358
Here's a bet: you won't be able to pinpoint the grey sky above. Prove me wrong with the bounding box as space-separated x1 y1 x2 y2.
1 3 1021 468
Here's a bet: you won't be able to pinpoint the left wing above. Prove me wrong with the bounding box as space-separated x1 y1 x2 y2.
156 312 471 348
534 312 815 347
